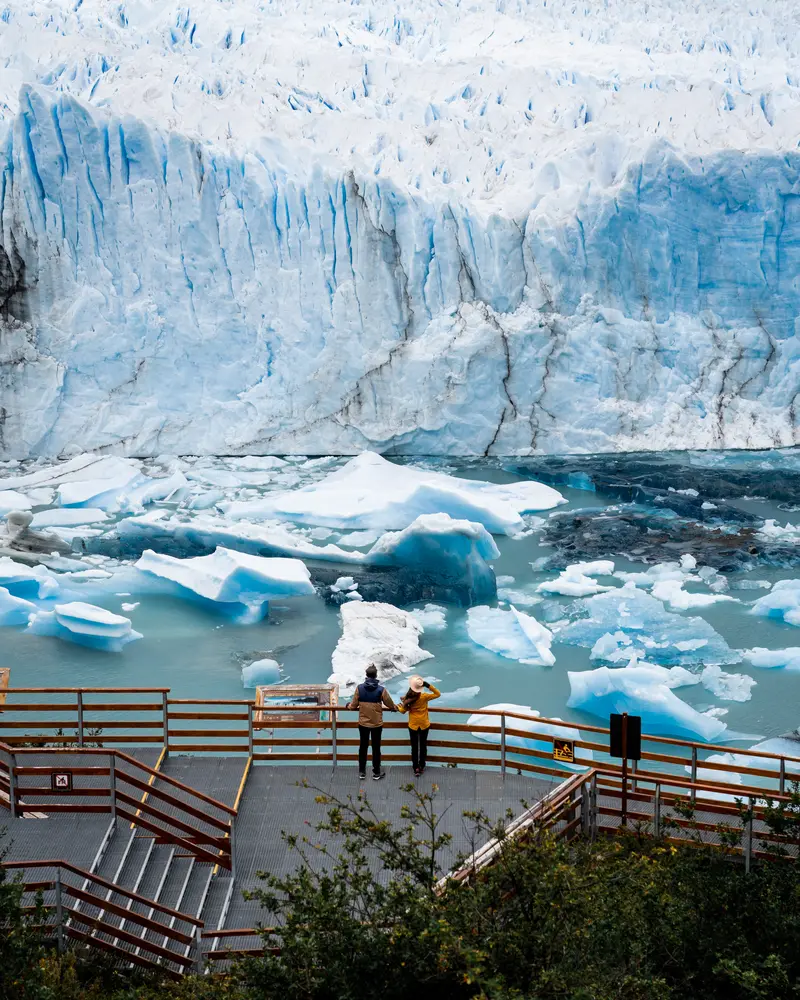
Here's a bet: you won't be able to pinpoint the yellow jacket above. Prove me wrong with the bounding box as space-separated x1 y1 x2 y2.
398 684 440 730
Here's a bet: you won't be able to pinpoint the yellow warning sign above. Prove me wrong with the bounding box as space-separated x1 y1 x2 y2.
553 738 575 764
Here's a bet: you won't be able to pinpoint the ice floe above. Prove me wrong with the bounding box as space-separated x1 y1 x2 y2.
650 579 738 611
329 600 434 691
751 580 800 626
30 508 109 528
135 546 315 622
557 583 739 667
222 452 564 535
466 605 554 666
408 604 448 631
0 587 37 626
0 490 32 515
468 703 592 771
27 601 142 653
567 664 728 741
0 556 60 599
742 648 800 671
537 560 615 597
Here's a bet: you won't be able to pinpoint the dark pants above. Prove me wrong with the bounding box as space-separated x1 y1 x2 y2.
358 725 382 774
409 727 429 770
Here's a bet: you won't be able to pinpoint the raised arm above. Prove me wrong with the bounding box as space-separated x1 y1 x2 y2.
424 683 441 701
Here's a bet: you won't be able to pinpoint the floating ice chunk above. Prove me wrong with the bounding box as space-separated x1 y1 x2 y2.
329 600 433 691
468 703 592 771
30 508 109 528
567 664 727 741
0 557 60 599
27 601 142 652
57 457 143 507
408 604 447 631
186 489 226 510
731 580 772 591
242 658 281 687
742 647 800 670
367 512 499 600
615 561 692 588
590 630 638 663
331 576 358 592
0 491 32 515
751 580 800 626
439 685 480 704
466 605 555 665
120 602 140 612
699 665 755 702
135 546 315 621
344 590 364 601
227 456 287 471
122 469 189 508
650 579 738 611
680 554 697 570
0 586 37 626
497 585 542 607
222 452 564 535
557 584 738 666
537 561 614 597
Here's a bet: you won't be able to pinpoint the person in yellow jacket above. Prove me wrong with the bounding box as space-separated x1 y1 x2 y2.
398 675 440 775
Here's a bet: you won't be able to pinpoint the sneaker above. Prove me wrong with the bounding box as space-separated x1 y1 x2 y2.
413 768 421 777
419 765 426 775
358 772 366 780
372 771 386 781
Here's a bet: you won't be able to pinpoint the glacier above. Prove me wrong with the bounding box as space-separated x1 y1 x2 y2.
2 1 800 457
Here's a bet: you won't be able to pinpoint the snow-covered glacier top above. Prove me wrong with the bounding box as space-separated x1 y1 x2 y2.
2 0 799 217
2 1 800 457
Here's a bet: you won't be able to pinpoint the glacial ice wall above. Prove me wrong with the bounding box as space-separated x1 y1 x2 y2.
2 0 800 457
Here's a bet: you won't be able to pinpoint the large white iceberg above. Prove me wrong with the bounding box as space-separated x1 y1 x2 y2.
567 663 728 741
329 600 433 692
223 453 563 535
466 605 555 666
557 584 738 667
27 601 142 653
467 703 593 772
135 546 315 621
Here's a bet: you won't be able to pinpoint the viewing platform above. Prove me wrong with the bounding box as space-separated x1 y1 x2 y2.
2 685 800 974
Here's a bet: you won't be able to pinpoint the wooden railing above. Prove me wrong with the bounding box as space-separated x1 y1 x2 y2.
2 859 204 977
2 686 798 806
1 742 237 871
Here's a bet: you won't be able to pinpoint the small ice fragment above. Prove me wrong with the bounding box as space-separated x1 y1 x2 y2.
242 658 281 687
121 602 140 612
408 604 447 630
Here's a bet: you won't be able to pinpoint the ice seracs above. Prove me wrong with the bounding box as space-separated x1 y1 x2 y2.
222 453 564 535
329 600 433 692
27 601 142 653
135 546 315 621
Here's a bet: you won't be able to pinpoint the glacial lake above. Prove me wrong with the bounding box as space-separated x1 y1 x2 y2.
4 450 800 749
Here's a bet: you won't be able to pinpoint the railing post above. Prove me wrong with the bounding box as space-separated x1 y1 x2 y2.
247 702 254 757
745 797 754 874
193 925 204 974
590 771 598 840
780 756 786 796
500 713 507 777
581 778 590 836
76 691 84 747
229 816 236 880
7 750 17 819
331 709 337 769
162 691 169 757
54 869 65 954
109 754 117 825
653 783 661 839
690 747 698 806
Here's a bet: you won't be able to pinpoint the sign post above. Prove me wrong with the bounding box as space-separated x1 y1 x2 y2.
609 714 642 828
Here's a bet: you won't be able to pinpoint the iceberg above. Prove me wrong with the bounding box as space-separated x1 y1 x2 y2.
466 605 555 666
751 580 800 626
223 453 563 534
56 457 144 508
557 584 738 667
0 491 32 515
27 601 142 652
467 703 593 771
30 508 109 528
0 586 37 626
0 556 60 599
408 604 448 631
742 647 800 671
242 658 281 688
537 561 615 597
329 600 433 691
135 546 315 621
650 579 738 611
567 664 728 741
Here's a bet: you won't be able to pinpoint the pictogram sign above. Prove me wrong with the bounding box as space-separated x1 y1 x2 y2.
51 772 73 791
553 738 575 764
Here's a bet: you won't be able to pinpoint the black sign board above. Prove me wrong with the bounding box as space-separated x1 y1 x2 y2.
51 772 73 792
553 738 575 764
609 714 642 760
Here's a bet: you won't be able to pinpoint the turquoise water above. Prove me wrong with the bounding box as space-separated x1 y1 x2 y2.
4 452 800 748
